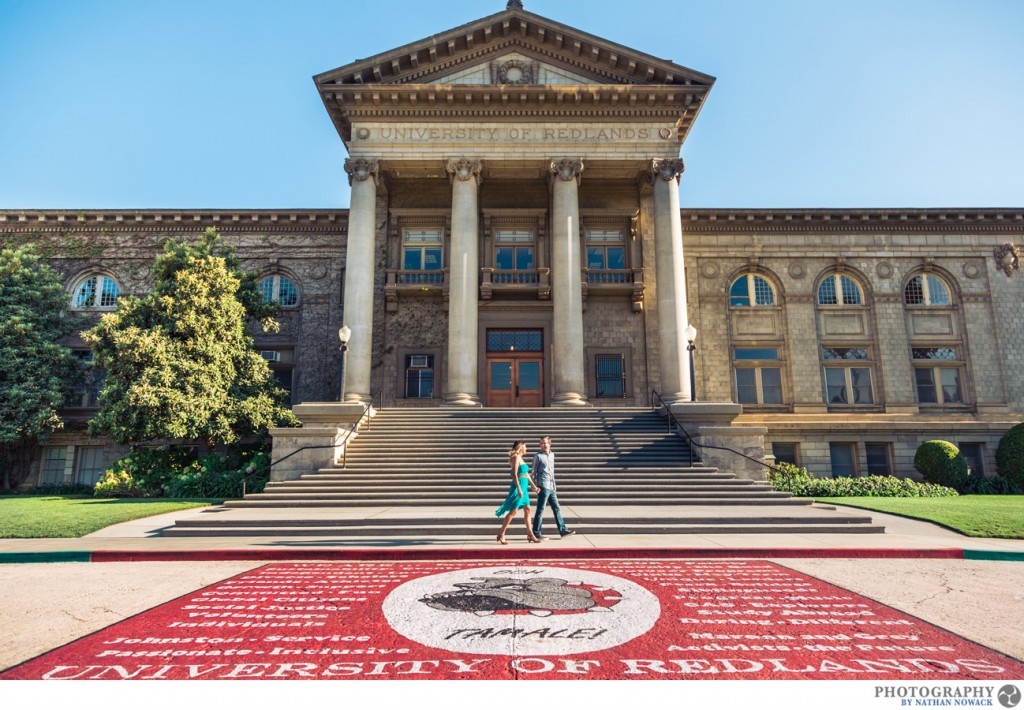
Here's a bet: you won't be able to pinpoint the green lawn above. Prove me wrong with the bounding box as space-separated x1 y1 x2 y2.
0 496 223 538
817 495 1024 539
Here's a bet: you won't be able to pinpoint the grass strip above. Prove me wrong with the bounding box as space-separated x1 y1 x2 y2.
0 496 223 538
816 495 1024 539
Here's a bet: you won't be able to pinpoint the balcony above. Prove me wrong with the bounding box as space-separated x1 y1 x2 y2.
480 267 550 300
385 268 448 312
583 268 646 313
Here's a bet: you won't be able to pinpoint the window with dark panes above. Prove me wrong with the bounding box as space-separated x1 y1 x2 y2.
912 347 963 405
733 347 783 405
595 355 625 398
829 443 857 477
772 443 799 466
822 347 874 405
865 443 891 475
405 354 435 398
494 230 535 283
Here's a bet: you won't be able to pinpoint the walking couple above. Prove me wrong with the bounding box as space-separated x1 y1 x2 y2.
495 436 576 544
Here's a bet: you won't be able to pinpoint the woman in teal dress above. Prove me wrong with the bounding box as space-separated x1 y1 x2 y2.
496 441 541 544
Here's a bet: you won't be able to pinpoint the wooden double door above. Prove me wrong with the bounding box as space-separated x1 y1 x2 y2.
486 357 543 407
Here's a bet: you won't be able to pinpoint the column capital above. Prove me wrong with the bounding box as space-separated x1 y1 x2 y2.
649 158 685 184
550 158 584 186
446 158 483 186
344 158 380 186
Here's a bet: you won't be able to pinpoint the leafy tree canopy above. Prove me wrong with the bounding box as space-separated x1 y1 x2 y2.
84 228 298 449
0 245 84 487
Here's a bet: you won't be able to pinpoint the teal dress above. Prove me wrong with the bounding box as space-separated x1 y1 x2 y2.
495 462 531 517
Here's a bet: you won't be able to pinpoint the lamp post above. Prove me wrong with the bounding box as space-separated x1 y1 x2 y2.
684 324 697 402
338 325 351 402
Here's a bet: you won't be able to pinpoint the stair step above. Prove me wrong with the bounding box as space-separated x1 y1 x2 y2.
163 524 885 537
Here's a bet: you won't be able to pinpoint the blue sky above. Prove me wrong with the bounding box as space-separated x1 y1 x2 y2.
1 0 1021 209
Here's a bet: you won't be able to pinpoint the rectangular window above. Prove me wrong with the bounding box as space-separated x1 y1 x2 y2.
41 447 68 485
865 443 891 476
75 447 106 486
487 330 543 353
735 367 783 405
595 355 625 398
402 229 443 283
958 443 985 476
404 355 434 398
70 351 103 408
912 346 964 405
829 443 857 478
733 347 784 406
586 230 627 280
772 443 799 466
822 347 873 406
272 368 293 407
494 230 535 284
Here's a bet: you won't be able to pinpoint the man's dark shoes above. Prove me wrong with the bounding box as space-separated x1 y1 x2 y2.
560 530 576 537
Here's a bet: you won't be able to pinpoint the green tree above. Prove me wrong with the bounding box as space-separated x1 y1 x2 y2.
0 246 84 489
84 228 297 452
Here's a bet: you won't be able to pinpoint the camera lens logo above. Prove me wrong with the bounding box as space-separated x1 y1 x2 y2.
382 565 660 656
998 685 1021 709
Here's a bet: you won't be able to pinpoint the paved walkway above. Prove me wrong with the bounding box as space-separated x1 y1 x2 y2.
2 503 1024 556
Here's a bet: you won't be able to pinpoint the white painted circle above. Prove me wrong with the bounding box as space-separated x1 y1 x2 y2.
382 565 660 656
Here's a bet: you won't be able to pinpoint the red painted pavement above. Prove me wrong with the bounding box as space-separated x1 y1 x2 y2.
3 560 1020 680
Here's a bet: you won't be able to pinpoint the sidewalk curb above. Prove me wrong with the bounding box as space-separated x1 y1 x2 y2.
0 547 1004 563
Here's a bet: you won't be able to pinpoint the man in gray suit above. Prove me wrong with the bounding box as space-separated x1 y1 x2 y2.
531 436 576 540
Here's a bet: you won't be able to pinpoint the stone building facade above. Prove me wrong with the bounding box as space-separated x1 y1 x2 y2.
2 3 1021 485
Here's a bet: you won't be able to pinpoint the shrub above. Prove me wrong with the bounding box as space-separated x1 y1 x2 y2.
766 461 958 498
93 447 269 499
955 474 1022 495
93 447 196 498
996 423 1024 487
164 451 270 499
19 483 94 496
914 440 969 487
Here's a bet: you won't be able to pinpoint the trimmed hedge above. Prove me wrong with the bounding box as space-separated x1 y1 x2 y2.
914 440 969 487
996 423 1024 487
766 462 958 498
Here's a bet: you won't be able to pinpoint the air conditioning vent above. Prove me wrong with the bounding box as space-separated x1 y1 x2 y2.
260 350 281 362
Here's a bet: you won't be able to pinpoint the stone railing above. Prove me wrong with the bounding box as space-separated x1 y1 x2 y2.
480 267 551 300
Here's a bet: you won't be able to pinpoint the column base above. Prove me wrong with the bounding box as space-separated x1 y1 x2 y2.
342 393 374 406
443 392 483 407
551 392 591 407
656 392 689 407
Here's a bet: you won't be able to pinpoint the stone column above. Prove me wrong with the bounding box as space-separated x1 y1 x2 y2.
341 158 379 403
444 158 483 406
549 158 589 406
651 158 692 403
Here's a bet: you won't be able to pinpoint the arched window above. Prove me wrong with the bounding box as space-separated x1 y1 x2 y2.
72 275 120 309
259 275 299 307
904 274 951 306
817 273 863 306
730 274 775 307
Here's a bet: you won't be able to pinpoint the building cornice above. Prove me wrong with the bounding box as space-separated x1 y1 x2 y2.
680 208 1024 234
0 209 348 234
3 208 1022 236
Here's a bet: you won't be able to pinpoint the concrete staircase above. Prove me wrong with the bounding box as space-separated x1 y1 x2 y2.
163 408 884 537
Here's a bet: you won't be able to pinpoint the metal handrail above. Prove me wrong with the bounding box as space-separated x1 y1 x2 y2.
341 388 382 469
240 388 383 495
651 389 785 475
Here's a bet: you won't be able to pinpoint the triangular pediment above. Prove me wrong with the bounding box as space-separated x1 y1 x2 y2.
315 7 714 89
314 6 716 149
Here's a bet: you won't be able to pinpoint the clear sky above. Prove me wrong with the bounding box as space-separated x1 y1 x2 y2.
1 0 1021 210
